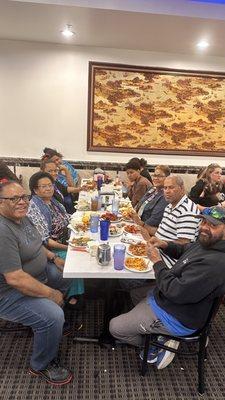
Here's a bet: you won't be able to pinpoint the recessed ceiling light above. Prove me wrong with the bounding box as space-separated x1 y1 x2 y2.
61 25 75 38
196 40 210 49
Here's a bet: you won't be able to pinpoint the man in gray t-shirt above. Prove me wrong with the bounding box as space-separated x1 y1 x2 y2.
0 180 73 386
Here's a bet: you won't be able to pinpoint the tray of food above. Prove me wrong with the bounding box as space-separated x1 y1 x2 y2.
75 199 91 211
124 257 151 273
68 222 89 233
124 224 141 234
100 212 122 223
127 242 148 257
109 224 123 237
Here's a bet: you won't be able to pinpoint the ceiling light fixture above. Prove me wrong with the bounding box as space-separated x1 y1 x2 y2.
196 40 209 49
61 24 75 38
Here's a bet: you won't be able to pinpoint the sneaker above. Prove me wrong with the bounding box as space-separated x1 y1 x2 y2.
139 336 165 364
29 359 73 386
156 339 179 370
139 347 162 364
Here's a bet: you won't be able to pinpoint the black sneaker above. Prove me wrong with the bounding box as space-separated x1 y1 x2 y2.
29 360 73 386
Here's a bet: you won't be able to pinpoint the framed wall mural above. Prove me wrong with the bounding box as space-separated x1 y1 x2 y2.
87 62 225 156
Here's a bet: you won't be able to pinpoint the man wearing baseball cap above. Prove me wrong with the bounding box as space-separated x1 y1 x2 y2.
110 206 225 369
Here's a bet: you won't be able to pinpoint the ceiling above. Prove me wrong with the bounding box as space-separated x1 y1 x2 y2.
1 0 225 56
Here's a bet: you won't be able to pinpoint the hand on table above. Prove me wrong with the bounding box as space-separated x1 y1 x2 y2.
148 236 168 249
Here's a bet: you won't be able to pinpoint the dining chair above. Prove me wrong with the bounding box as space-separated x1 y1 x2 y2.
140 296 224 395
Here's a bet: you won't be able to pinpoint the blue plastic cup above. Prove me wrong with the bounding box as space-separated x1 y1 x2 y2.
113 244 126 270
100 219 110 241
90 215 99 233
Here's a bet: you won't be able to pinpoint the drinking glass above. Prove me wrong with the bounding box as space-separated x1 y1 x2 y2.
113 244 126 270
100 219 110 241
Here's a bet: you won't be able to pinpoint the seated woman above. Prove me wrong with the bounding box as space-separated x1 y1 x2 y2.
27 171 84 307
42 148 79 213
125 158 152 208
189 163 225 210
131 165 170 235
139 158 153 184
40 159 87 210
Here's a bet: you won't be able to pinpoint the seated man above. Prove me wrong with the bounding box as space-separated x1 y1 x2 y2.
110 206 225 369
0 180 73 385
142 175 200 269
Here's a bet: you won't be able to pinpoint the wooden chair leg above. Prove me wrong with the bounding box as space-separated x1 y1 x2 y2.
141 335 151 376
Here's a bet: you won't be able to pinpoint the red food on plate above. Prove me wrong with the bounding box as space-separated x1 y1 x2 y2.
101 212 119 221
124 224 140 234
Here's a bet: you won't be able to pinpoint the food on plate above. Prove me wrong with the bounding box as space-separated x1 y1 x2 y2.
124 224 140 234
125 257 148 271
128 242 147 257
121 206 134 221
109 224 123 236
101 212 121 222
70 236 92 247
70 220 89 232
75 199 91 211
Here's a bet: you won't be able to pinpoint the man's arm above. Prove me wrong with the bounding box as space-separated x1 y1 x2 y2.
4 269 64 305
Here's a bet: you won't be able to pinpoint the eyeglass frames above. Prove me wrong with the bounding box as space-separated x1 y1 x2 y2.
0 195 31 205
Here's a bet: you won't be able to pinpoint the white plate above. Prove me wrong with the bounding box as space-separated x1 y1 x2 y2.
126 246 148 258
68 223 89 234
124 259 152 273
109 229 123 237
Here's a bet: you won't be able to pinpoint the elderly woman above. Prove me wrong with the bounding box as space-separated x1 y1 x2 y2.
27 171 84 307
40 159 87 209
130 165 170 235
189 163 225 209
125 158 152 208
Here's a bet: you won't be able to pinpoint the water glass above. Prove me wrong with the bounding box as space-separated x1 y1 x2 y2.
112 197 119 214
100 219 110 241
113 244 126 270
90 215 99 233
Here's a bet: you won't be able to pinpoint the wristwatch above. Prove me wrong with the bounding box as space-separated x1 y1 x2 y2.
49 254 58 263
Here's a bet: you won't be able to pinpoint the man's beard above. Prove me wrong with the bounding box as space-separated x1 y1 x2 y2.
199 229 223 248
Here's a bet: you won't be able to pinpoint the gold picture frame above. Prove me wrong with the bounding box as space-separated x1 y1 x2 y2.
87 62 225 156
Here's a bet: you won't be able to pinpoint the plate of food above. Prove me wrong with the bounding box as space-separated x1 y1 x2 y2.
127 242 148 257
124 257 151 273
109 224 123 237
124 224 141 234
75 199 91 211
100 212 122 223
68 236 92 248
68 221 89 233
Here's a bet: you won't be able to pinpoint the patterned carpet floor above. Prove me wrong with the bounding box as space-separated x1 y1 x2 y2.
0 298 225 400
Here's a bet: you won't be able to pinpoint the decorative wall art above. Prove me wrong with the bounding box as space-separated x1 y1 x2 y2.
87 62 225 156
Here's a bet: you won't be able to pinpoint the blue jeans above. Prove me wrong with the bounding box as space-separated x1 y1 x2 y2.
0 263 72 371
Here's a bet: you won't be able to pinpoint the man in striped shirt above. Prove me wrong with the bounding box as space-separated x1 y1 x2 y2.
154 175 200 268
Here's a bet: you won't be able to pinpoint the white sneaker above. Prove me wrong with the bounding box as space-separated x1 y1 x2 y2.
156 339 179 369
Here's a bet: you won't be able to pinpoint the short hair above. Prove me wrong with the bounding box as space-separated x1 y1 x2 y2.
29 171 54 194
40 159 57 171
155 165 171 177
165 175 184 187
0 180 21 196
125 158 141 171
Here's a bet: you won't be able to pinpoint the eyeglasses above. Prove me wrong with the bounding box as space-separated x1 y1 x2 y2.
202 207 225 223
37 184 54 189
0 195 31 204
152 174 166 178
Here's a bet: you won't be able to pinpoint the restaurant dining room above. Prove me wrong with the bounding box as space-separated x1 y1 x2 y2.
1 1 225 399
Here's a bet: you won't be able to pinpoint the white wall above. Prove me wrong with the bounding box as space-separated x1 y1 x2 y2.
1 39 225 166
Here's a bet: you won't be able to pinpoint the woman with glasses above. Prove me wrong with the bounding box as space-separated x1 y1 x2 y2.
27 171 84 308
189 163 225 210
130 165 170 235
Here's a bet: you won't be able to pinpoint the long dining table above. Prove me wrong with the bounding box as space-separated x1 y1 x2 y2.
63 187 155 345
